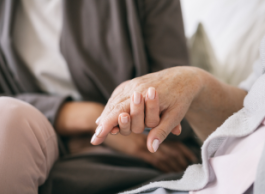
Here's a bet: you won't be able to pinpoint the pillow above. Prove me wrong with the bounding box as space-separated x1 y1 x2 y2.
181 0 265 86
188 23 219 77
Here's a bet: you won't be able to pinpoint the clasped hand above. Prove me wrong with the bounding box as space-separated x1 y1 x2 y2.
91 66 203 153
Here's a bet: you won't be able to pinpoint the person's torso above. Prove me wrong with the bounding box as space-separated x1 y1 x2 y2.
13 0 82 100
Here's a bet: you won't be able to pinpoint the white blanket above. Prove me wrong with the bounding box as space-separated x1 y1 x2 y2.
120 33 265 194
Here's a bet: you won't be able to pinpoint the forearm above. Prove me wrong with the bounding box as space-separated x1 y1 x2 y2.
91 66 247 149
186 69 247 140
55 102 104 135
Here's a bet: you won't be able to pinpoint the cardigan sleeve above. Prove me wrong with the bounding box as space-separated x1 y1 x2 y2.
15 94 71 126
140 0 189 73
0 92 71 126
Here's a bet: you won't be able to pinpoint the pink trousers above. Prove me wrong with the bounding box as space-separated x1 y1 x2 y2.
0 97 58 194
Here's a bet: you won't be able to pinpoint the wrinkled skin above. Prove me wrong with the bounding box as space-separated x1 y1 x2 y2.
91 66 246 153
92 66 203 152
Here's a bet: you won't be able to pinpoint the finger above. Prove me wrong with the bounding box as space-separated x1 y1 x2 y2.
118 112 131 136
177 142 198 163
147 109 179 153
91 125 120 145
90 133 107 145
145 87 160 128
92 98 130 143
130 91 145 134
110 127 119 135
171 124 182 136
95 116 101 125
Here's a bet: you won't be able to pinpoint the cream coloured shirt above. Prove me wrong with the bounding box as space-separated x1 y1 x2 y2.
13 0 81 100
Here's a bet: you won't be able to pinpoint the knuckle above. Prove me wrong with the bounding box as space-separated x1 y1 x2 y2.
130 78 140 87
146 103 157 110
119 121 130 128
108 102 116 112
131 108 144 119
130 108 140 116
120 129 131 136
132 125 144 134
119 126 130 133
130 78 146 92
145 118 160 128
110 102 126 114
156 128 168 140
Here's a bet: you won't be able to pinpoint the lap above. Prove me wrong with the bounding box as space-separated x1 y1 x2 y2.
39 151 184 194
0 97 58 194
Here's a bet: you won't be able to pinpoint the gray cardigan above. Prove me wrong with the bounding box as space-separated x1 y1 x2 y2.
0 0 189 126
0 1 198 193
121 38 265 194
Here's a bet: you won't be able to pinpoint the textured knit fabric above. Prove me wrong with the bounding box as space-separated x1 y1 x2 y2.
190 125 265 193
121 36 265 194
0 0 189 127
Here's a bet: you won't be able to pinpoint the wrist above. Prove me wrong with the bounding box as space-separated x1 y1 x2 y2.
178 67 205 111
188 67 213 108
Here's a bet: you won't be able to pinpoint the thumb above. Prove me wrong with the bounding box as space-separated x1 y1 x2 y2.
146 109 181 153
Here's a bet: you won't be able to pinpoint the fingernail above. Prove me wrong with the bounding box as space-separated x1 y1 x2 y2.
111 130 119 135
95 116 101 124
121 116 128 124
91 134 96 144
152 139 160 152
178 125 182 135
134 92 141 104
148 87 155 100
95 125 103 136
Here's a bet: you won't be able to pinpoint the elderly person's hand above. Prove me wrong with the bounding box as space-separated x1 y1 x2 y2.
91 66 247 153
91 66 201 151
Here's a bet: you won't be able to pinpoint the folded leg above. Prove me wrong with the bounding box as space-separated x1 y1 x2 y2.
0 97 58 194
